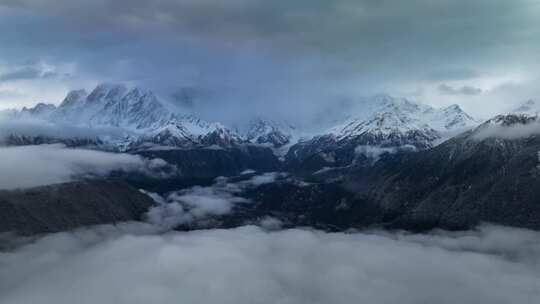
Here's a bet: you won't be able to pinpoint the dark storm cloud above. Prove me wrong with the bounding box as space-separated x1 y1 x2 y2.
438 84 483 96
0 0 539 120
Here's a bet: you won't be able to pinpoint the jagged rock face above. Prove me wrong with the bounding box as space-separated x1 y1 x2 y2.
55 84 174 131
50 89 89 123
0 181 154 235
200 128 244 147
57 89 88 108
255 131 290 147
483 113 540 126
90 86 173 130
132 122 196 149
244 118 297 147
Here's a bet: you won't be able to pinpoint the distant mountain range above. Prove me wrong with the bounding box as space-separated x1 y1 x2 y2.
1 83 539 175
1 84 478 149
2 84 307 150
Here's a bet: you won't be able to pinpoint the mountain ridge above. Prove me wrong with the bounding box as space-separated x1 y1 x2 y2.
1 85 481 157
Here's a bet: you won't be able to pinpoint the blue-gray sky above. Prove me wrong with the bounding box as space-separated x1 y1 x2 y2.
1 0 540 122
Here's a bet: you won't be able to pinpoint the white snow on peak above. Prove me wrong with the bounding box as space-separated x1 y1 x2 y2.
327 94 477 142
4 88 481 152
13 83 245 149
243 117 299 147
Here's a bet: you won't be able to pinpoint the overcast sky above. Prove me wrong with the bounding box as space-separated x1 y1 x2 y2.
1 0 539 121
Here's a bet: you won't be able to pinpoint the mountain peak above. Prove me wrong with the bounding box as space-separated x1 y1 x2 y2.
485 113 539 127
371 93 396 103
87 83 128 103
443 104 462 112
244 117 298 147
59 89 88 108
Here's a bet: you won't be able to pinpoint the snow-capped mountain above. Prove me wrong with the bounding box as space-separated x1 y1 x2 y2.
285 94 479 171
52 84 176 130
89 86 174 130
482 113 539 127
328 94 477 143
466 113 540 141
5 84 245 150
244 118 299 148
2 88 478 159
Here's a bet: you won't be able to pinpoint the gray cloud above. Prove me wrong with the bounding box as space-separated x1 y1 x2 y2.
0 61 59 83
0 144 174 190
1 224 540 304
438 84 483 96
0 0 539 121
473 120 540 140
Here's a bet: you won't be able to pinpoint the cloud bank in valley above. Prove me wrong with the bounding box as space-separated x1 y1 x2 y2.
146 172 289 228
0 144 173 190
1 224 539 304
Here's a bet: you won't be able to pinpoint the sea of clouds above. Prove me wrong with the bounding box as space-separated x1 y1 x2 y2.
1 224 539 304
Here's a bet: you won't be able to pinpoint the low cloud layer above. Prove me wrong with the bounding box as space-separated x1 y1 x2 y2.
0 144 173 190
473 121 540 140
146 172 288 228
1 224 539 304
